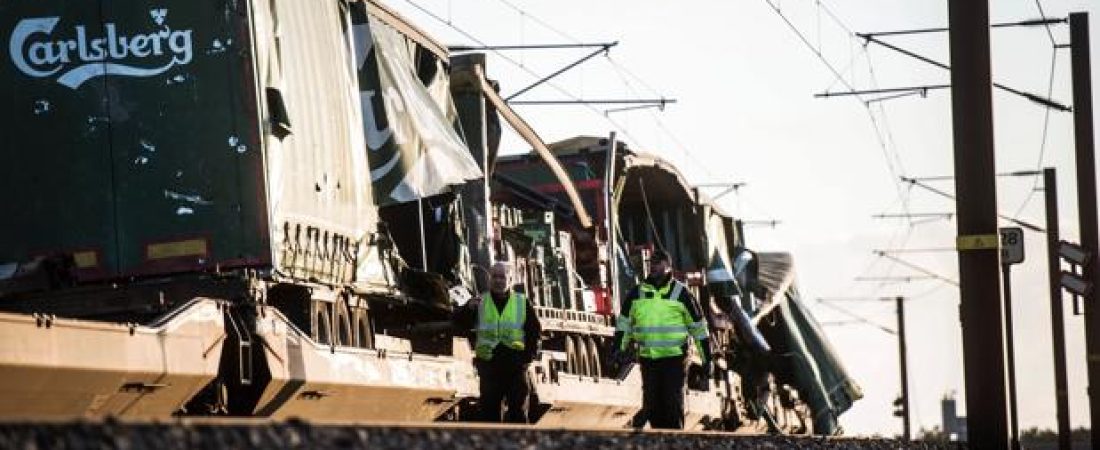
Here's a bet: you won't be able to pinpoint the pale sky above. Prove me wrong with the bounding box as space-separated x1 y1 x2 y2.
385 0 1100 437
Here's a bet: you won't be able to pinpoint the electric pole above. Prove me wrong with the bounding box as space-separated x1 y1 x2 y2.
1069 13 1100 449
1043 168 1071 450
948 1 1010 447
896 296 911 441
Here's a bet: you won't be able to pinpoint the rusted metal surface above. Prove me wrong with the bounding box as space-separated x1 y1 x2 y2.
0 299 224 419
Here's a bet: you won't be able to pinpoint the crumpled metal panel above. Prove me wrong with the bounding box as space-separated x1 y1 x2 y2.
753 252 863 435
755 252 795 303
353 12 481 207
252 0 383 286
0 299 224 419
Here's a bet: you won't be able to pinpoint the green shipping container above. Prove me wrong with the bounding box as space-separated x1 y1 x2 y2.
0 0 380 284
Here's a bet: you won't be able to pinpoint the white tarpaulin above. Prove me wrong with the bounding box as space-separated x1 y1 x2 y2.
355 14 481 205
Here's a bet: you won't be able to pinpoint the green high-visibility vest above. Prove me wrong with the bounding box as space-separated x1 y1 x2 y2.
475 292 526 360
619 281 709 360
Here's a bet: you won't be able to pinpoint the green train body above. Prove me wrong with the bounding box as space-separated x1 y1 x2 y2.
0 0 860 433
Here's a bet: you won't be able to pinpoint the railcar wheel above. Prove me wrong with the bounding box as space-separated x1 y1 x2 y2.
333 300 353 347
585 336 602 378
564 335 577 374
353 308 374 349
312 302 333 345
573 335 591 376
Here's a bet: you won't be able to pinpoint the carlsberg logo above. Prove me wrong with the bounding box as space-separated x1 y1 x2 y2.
10 9 193 89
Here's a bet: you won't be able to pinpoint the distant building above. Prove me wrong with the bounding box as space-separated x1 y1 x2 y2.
941 393 967 442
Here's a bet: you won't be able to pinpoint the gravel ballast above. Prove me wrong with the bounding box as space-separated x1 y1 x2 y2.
0 420 959 449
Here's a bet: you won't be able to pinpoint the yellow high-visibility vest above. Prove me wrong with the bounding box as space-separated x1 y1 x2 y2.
618 281 708 360
475 292 526 360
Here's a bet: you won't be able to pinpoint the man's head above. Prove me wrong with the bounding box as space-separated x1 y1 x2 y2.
489 261 512 295
648 249 672 279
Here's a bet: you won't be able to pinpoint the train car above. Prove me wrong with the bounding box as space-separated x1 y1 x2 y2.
487 135 863 433
0 0 478 422
0 0 860 434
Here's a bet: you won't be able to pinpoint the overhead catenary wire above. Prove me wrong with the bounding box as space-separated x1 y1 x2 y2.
762 0 915 210
873 251 958 287
856 34 1069 112
422 0 728 186
858 17 1065 39
403 0 768 257
502 0 723 183
762 0 920 298
844 3 1062 224
526 0 720 183
574 30 720 181
1014 49 1060 218
1033 0 1058 47
402 0 650 151
430 0 953 311
637 178 667 253
836 188 915 300
900 176 1045 232
875 247 956 254
815 298 897 335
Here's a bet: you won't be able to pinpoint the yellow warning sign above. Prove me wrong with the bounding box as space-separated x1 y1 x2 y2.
957 234 1000 251
147 239 208 260
72 251 98 268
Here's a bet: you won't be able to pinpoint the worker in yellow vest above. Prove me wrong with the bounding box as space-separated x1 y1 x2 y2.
454 261 541 423
614 249 711 429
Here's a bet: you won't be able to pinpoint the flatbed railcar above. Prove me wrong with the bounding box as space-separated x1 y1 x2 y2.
0 0 860 433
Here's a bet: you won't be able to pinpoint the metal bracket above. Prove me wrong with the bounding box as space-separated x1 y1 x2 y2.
504 42 617 101
226 308 253 386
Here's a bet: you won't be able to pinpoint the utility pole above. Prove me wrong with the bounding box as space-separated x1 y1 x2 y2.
948 1 1010 447
896 296 911 442
1043 168 1071 450
819 296 910 439
1002 245 1021 450
1069 13 1100 449
999 226 1025 450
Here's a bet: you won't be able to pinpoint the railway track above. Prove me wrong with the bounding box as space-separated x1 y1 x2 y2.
0 419 951 449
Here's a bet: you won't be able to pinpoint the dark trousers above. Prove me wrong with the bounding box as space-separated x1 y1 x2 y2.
476 358 531 423
639 355 687 429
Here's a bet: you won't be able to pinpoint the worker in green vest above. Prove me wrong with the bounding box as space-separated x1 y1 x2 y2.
614 249 711 429
454 261 541 423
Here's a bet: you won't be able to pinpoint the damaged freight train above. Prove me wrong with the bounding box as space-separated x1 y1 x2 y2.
0 0 861 433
